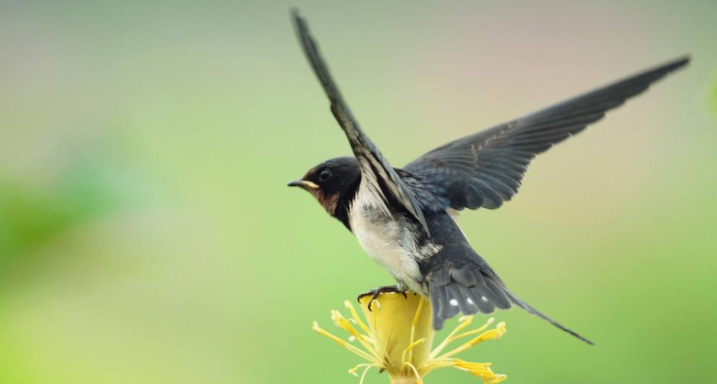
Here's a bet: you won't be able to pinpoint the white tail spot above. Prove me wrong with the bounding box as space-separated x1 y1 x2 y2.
449 299 459 306
467 298 475 305
481 296 488 302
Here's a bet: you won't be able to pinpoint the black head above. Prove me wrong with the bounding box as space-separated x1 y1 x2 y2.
288 156 361 217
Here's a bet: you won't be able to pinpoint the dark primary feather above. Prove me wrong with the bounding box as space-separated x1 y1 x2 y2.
405 57 690 212
291 10 430 234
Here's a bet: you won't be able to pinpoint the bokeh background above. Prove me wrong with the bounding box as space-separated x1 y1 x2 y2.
1 1 716 383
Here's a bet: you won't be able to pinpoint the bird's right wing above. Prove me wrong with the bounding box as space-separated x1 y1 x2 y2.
292 10 429 234
404 57 689 212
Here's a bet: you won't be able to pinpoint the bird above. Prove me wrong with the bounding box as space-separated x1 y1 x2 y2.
287 10 689 345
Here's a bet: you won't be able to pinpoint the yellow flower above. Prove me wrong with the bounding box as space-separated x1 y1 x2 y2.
313 292 507 384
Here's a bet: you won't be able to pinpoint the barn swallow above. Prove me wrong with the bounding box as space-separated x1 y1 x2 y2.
288 10 689 345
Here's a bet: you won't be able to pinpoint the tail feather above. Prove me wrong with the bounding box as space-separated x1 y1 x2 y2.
485 279 512 309
504 290 595 345
433 285 459 321
449 285 477 315
429 260 594 345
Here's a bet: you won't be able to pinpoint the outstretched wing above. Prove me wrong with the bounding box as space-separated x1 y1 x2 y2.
292 11 429 234
405 57 690 212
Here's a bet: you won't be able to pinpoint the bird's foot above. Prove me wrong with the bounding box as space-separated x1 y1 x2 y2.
357 285 408 311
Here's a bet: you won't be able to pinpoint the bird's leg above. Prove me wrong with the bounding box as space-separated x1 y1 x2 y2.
357 285 408 311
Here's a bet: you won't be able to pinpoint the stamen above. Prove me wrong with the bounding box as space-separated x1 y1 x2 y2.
401 338 426 366
348 365 361 377
349 363 379 378
408 296 425 364
453 318 496 341
438 322 506 359
454 359 492 372
359 365 376 384
454 359 506 383
332 311 382 361
313 322 378 362
344 300 372 335
332 311 361 338
403 362 424 384
418 358 456 374
411 297 425 328
429 316 476 359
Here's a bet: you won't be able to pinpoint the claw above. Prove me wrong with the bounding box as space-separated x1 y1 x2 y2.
357 285 409 311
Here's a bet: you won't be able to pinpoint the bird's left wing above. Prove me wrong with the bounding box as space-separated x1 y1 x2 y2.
292 10 429 233
404 56 689 213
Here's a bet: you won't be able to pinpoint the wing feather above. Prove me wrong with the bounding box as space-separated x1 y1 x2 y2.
292 11 430 233
405 57 689 212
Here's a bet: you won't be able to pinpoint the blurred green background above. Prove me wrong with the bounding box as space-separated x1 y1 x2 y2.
1 1 716 383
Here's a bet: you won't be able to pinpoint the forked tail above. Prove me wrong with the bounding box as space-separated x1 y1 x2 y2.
429 261 594 345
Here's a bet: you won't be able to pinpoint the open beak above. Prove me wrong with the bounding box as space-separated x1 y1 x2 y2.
287 179 319 190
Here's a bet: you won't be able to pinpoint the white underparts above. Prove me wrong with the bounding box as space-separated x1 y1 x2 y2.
349 178 442 295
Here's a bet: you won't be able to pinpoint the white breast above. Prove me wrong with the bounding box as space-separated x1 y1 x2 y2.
349 185 437 294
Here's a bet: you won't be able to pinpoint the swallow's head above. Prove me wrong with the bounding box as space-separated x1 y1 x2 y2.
288 156 360 216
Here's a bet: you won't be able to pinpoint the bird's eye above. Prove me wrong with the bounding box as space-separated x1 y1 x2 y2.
319 169 332 182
